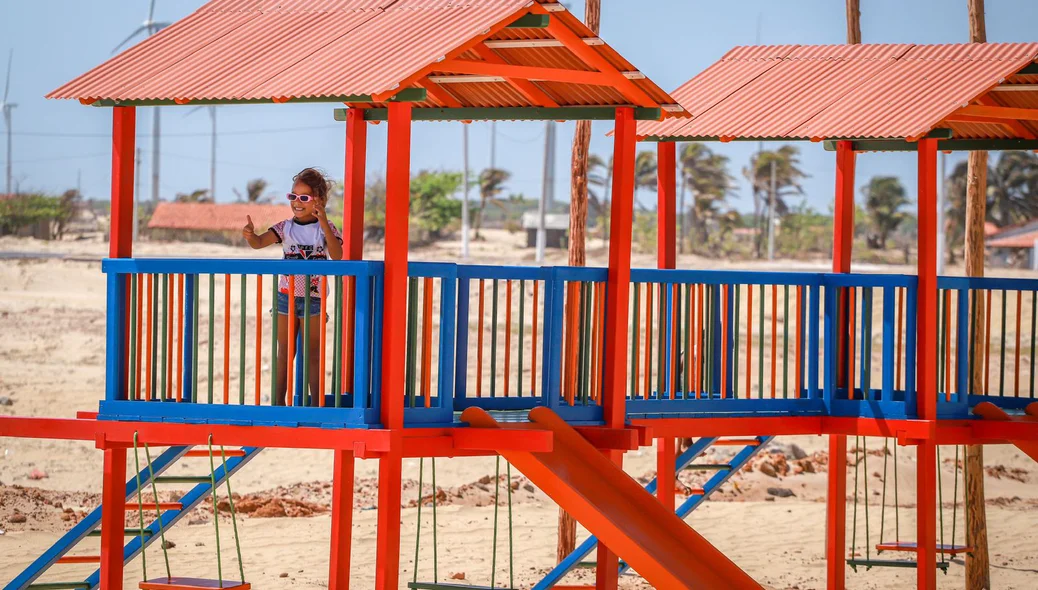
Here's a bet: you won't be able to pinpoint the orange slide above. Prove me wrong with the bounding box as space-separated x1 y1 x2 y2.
974 402 1038 463
461 407 761 589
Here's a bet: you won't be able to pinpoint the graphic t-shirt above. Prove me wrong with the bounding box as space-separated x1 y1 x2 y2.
270 218 342 297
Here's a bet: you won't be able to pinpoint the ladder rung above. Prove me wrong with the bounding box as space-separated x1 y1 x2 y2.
27 583 91 589
710 438 762 446
153 476 213 484
56 555 100 564
126 502 183 511
183 449 246 458
684 464 731 470
687 488 706 495
87 528 153 537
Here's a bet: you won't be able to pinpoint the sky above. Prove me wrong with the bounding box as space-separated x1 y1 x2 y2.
3 0 1038 213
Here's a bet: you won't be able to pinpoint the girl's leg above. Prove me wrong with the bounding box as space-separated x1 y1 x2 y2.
306 312 323 405
275 313 291 406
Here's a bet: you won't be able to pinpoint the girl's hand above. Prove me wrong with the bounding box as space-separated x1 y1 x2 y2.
243 215 256 239
314 201 328 223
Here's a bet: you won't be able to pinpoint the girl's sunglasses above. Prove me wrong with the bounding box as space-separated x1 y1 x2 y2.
287 193 314 203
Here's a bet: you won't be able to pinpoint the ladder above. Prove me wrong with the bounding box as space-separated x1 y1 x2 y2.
5 446 263 590
534 436 774 589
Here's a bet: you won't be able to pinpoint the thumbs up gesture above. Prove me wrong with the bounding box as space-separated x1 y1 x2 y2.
243 215 255 237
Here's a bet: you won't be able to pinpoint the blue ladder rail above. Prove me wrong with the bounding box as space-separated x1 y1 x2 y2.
533 436 774 589
5 447 263 590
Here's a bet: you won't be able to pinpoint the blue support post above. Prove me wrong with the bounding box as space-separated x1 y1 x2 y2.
822 285 836 410
664 283 672 399
957 288 969 403
371 273 385 420
882 286 895 401
454 277 470 407
105 273 128 402
181 274 196 403
438 267 458 410
861 287 872 398
543 269 565 410
711 283 722 396
353 272 372 412
293 331 306 406
726 283 735 399
905 281 918 415
808 284 820 398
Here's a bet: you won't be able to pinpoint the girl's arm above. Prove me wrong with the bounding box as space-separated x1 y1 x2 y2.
315 203 344 260
243 215 279 249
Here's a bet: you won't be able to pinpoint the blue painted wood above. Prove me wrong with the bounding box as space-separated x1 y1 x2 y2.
625 398 825 415
822 285 836 411
967 394 1036 409
904 282 918 416
544 270 565 411
939 275 1038 292
823 273 916 289
106 273 128 402
829 399 911 419
881 286 895 401
371 274 384 420
457 264 549 281
437 267 458 411
82 447 263 590
104 258 382 278
454 397 541 411
454 278 470 409
861 288 872 400
4 447 189 590
98 400 374 427
808 285 820 399
956 289 969 405
353 274 372 411
182 275 197 403
632 268 823 286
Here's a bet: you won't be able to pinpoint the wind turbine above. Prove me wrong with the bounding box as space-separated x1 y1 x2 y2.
188 105 217 201
114 0 169 204
2 50 15 196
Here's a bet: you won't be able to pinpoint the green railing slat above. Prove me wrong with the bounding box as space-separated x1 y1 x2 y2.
733 284 741 399
191 275 199 402
208 274 215 404
240 274 247 405
783 284 789 399
1000 289 1007 397
129 274 137 399
630 283 640 398
160 273 168 401
518 280 525 398
758 284 765 399
303 275 312 407
491 279 499 398
270 274 278 406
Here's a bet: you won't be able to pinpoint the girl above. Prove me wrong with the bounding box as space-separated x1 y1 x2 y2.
243 167 343 406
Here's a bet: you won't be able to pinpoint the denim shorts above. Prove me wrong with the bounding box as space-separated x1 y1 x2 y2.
276 291 324 318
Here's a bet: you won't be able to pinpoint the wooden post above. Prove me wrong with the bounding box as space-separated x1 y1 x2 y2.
329 450 355 589
343 107 367 260
656 141 677 511
374 101 411 590
99 446 127 590
916 137 939 590
845 0 861 44
826 140 855 590
657 438 676 511
110 106 136 259
964 2 992 587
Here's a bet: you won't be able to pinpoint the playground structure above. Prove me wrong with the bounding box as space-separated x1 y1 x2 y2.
3 1 1038 588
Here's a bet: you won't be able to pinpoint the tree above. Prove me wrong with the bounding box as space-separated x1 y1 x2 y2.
587 153 612 232
862 176 909 249
989 151 1038 227
174 189 211 203
247 178 269 203
409 170 463 243
473 167 510 239
680 142 733 247
634 149 657 193
743 145 808 257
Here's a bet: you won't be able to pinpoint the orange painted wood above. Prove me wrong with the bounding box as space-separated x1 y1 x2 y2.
875 542 973 556
319 276 328 408
184 449 245 457
167 277 175 401
255 275 262 406
711 439 762 446
848 288 856 399
57 555 101 564
590 283 599 402
897 288 904 391
223 274 231 405
721 284 729 399
694 284 703 399
504 279 512 397
477 279 485 397
670 284 678 399
746 284 753 399
136 277 144 401
109 107 136 258
771 284 777 399
985 290 992 395
1016 290 1022 397
644 283 653 400
471 44 559 107
685 284 693 395
146 275 154 401
287 277 296 406
795 285 803 399
126 502 183 511
632 283 641 399
176 274 184 402
139 578 250 590
531 281 538 397
415 78 463 108
344 276 355 397
100 448 127 590
953 104 1038 121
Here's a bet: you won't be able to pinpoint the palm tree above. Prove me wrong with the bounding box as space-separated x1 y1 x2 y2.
634 150 657 193
862 176 909 249
680 142 733 247
989 151 1038 227
743 145 808 257
175 188 211 203
473 167 510 239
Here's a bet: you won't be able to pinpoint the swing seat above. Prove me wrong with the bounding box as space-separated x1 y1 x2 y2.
408 583 515 590
875 541 972 556
847 558 950 572
139 578 250 590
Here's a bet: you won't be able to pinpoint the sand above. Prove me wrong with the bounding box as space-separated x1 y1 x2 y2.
1 232 1037 589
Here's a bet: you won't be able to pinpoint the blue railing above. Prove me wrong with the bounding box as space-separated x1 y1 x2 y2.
101 259 1036 427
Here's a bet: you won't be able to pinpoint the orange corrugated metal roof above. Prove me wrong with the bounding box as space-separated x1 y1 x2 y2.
988 230 1038 249
638 43 1038 141
48 0 684 116
148 202 291 232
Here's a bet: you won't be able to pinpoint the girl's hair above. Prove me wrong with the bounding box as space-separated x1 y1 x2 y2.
293 167 330 202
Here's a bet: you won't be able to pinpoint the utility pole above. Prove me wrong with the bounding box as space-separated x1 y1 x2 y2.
134 147 142 242
937 152 946 274
767 159 777 261
208 107 217 200
151 109 161 203
537 121 555 262
462 124 470 260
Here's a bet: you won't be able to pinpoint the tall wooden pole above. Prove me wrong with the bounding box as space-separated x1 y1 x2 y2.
559 0 601 565
965 1 991 587
845 0 861 44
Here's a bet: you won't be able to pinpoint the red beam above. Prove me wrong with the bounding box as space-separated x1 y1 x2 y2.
471 44 560 107
414 79 463 108
343 108 367 260
953 104 1038 121
917 441 938 590
110 107 136 259
657 438 676 512
917 138 939 421
99 447 127 590
374 452 403 590
973 402 1038 461
329 450 354 589
656 142 676 270
826 434 846 590
436 59 612 87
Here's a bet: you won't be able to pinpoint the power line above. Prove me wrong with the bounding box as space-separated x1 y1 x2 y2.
11 124 342 139
12 151 108 164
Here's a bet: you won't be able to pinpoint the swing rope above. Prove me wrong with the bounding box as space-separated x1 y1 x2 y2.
142 440 173 581
413 458 440 585
937 445 946 565
490 456 516 589
216 441 247 582
133 433 149 581
207 436 225 586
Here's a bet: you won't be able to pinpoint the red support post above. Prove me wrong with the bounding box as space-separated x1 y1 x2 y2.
826 140 855 590
655 141 677 513
656 438 676 512
598 107 637 590
329 450 355 589
657 142 676 270
374 101 411 590
99 446 127 590
110 106 136 259
916 137 939 590
343 108 367 260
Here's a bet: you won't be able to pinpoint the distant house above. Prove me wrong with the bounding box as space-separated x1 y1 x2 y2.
521 212 568 249
987 219 1038 269
147 202 291 244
